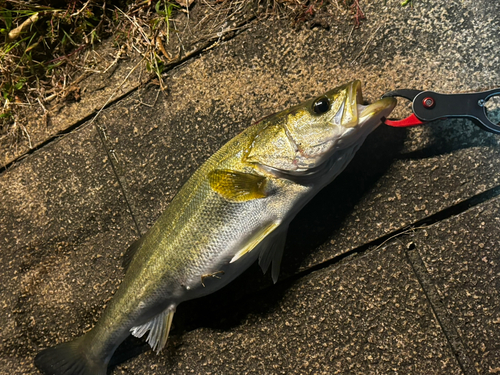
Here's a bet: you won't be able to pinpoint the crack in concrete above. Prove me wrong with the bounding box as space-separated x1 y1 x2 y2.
405 246 477 374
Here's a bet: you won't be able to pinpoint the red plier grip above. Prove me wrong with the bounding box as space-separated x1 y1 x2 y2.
384 113 425 127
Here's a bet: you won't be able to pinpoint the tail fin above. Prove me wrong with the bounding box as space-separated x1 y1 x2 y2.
35 337 106 375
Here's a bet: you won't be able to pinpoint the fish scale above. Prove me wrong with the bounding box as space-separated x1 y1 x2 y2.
35 80 396 375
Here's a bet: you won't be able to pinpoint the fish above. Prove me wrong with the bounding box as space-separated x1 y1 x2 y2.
34 80 396 375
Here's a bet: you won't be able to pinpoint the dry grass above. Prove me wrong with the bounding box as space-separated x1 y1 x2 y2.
0 0 366 153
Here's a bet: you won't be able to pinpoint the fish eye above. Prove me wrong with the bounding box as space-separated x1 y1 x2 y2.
312 96 330 115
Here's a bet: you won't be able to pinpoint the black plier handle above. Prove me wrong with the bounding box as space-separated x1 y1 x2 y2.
382 88 500 134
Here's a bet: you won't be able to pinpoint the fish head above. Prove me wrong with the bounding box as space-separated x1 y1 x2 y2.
245 80 397 176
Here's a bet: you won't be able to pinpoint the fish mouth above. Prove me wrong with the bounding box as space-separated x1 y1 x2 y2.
342 80 397 129
318 80 396 154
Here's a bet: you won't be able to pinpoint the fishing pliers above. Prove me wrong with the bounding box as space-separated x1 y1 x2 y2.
382 88 500 134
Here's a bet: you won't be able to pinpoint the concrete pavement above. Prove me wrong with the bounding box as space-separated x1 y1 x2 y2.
1 0 499 373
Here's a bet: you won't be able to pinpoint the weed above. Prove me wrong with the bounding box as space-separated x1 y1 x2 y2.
0 1 130 141
343 0 364 27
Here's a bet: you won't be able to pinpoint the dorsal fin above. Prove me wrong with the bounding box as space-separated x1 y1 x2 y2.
122 235 145 272
130 306 176 354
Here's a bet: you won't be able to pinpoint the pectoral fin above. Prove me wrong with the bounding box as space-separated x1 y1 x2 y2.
208 169 268 202
258 223 288 284
130 306 175 353
230 221 280 263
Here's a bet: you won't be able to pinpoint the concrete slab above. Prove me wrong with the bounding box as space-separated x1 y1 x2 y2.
0 124 137 373
113 244 462 374
410 195 500 374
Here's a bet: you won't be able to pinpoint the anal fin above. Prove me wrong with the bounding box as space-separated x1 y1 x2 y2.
258 223 288 284
130 306 175 353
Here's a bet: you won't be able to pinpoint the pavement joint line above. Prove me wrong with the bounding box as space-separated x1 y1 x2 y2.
85 22 257 237
405 247 477 374
84 20 258 237
256 185 500 373
0 87 139 177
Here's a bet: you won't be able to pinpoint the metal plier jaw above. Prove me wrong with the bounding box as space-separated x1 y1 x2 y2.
382 88 500 134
